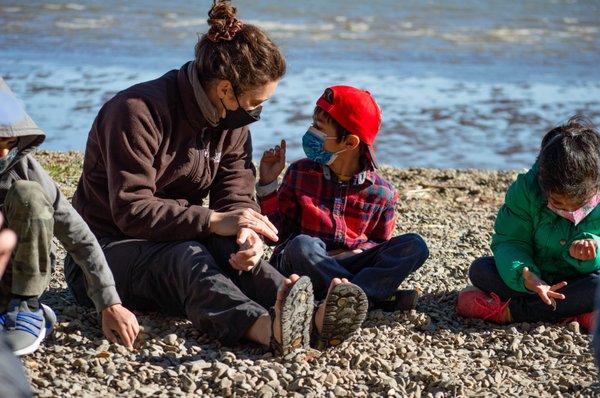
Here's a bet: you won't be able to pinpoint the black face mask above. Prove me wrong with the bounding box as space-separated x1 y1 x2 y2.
218 93 262 130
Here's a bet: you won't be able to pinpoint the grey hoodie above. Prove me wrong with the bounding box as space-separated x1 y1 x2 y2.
0 77 120 312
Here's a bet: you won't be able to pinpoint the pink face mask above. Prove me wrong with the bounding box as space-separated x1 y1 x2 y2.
548 193 600 225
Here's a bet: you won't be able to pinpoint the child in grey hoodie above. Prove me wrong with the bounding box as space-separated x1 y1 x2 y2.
0 78 139 356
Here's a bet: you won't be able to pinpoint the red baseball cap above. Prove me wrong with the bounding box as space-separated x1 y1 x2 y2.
316 85 381 168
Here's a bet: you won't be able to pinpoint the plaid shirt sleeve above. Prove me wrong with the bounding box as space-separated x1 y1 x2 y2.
367 188 398 244
257 169 298 245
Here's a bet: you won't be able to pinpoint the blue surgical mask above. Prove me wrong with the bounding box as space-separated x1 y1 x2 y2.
0 147 18 174
302 126 345 165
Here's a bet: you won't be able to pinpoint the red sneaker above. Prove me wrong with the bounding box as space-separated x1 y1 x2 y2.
564 311 597 332
456 286 511 324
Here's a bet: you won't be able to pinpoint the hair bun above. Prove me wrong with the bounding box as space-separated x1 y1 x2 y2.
207 1 243 42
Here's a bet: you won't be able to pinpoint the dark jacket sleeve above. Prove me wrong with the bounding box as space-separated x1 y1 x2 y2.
209 126 260 213
96 97 213 241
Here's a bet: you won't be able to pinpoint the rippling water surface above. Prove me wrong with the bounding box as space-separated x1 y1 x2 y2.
1 0 599 168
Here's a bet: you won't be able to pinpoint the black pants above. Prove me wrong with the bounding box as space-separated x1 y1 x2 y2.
65 235 284 345
469 256 599 322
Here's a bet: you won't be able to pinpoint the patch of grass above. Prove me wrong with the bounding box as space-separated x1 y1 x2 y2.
35 150 84 197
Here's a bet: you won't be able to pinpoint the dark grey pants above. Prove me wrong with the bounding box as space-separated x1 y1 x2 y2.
65 235 284 345
0 334 31 398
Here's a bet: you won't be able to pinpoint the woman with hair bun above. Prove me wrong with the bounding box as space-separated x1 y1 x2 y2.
64 1 316 354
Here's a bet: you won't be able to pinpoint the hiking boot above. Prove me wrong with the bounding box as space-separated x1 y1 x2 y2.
4 299 56 356
315 283 369 350
456 286 511 324
370 289 419 312
270 276 314 356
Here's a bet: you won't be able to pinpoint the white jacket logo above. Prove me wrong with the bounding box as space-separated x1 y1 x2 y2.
202 149 221 163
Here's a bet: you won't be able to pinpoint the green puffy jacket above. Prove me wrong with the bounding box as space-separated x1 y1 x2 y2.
491 163 600 292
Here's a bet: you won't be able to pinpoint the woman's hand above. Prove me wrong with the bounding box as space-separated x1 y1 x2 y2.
209 208 278 242
101 304 140 348
229 228 264 271
259 139 286 185
569 239 597 261
522 267 567 306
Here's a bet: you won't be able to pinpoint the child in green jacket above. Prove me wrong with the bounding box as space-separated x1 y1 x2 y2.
458 116 599 331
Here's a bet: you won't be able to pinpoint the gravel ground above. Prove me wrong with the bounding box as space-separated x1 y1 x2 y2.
16 151 600 397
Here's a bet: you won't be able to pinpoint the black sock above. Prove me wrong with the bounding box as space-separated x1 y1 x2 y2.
12 295 39 311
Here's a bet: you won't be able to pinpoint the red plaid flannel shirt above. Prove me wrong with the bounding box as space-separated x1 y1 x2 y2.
258 159 398 254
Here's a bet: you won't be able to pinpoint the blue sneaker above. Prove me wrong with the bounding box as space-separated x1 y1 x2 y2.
41 303 56 337
0 312 6 329
4 299 55 356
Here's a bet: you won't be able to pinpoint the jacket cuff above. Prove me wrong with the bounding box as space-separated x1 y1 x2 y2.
514 275 530 293
504 262 531 293
256 180 279 197
90 285 122 313
190 205 214 239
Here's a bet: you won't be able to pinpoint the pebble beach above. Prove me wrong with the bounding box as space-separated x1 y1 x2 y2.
21 151 599 398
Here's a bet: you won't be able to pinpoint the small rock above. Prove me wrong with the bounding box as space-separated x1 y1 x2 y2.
239 382 252 391
116 380 130 391
220 378 233 389
92 366 104 378
185 359 212 372
324 373 338 386
534 325 545 334
568 321 580 334
163 334 178 346
213 362 229 378
258 386 275 398
182 377 196 393
105 363 117 376
262 369 278 382
166 369 178 378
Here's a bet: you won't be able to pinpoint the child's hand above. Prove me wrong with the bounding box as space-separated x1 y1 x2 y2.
259 139 286 185
229 227 264 271
522 267 567 306
569 239 597 261
101 304 140 348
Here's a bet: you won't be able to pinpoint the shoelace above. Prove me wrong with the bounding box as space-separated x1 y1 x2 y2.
476 293 511 322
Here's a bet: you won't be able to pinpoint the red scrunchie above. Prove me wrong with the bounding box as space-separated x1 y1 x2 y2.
207 18 243 42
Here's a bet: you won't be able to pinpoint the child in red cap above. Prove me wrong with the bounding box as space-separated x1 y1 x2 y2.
258 86 429 347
